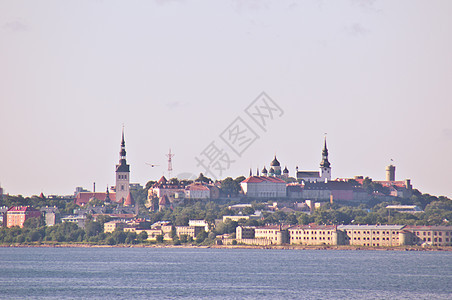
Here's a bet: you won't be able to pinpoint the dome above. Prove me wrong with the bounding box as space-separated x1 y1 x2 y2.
283 166 289 173
270 156 280 167
262 166 268 173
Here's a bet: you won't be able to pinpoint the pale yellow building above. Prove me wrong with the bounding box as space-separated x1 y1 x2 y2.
175 226 205 238
104 221 126 233
288 225 343 245
405 225 452 246
338 225 408 247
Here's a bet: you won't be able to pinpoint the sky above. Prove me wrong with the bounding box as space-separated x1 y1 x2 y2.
1 0 451 198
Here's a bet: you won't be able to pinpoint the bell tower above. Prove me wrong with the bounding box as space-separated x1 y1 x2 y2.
115 128 130 204
320 137 331 181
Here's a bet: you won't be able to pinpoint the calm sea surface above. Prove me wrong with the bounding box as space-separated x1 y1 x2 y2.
0 247 451 299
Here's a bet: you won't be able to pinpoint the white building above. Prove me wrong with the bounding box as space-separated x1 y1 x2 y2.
189 220 209 232
185 183 210 199
241 176 286 198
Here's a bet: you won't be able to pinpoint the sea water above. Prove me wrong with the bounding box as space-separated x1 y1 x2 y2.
0 247 451 299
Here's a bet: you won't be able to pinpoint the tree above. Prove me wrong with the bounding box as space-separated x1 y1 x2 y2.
88 197 104 207
156 235 164 243
138 231 148 241
220 177 241 197
180 234 188 243
242 207 255 216
85 221 102 238
112 231 127 244
195 173 212 184
234 176 246 183
196 230 207 243
23 216 45 229
145 180 157 190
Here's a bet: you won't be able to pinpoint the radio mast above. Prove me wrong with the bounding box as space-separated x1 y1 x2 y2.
166 148 175 179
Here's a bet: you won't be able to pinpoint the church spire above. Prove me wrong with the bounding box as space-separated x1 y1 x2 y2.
116 127 130 172
119 127 126 162
320 137 330 168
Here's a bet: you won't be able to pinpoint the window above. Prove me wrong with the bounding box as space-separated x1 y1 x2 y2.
439 238 442 242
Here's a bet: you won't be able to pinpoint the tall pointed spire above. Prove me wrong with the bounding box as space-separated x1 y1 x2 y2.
320 137 330 168
119 127 126 162
116 126 130 205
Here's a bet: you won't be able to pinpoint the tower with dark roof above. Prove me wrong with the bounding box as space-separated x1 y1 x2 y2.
115 128 130 204
320 138 331 181
270 155 282 177
282 166 289 179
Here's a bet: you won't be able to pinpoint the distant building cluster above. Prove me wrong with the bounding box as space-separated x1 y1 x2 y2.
218 224 452 248
239 138 413 203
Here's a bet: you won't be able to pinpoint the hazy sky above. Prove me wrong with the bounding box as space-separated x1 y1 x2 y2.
1 0 451 198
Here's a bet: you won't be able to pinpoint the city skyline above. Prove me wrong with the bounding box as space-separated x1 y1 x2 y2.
1 1 451 197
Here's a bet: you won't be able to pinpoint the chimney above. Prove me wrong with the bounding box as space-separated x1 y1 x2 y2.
93 182 96 193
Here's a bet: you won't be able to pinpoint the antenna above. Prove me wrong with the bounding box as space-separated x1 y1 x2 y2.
166 148 175 179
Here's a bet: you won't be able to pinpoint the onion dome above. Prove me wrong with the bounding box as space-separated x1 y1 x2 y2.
283 166 289 174
270 156 280 167
262 166 268 174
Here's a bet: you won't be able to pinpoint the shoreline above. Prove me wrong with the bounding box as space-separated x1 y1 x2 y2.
1 243 451 252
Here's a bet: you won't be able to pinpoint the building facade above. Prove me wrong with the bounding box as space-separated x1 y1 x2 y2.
241 176 286 198
337 225 409 247
175 226 205 238
288 225 343 246
405 226 452 246
6 206 42 228
185 183 210 199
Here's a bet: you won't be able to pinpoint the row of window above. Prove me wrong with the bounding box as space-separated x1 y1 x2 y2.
348 231 397 235
352 237 398 241
118 174 128 180
291 236 331 241
290 231 333 235
415 231 450 236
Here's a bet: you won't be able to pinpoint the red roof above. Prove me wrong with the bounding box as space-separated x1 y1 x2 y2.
7 206 40 212
159 195 170 206
124 192 135 206
186 184 210 191
241 176 286 184
75 192 117 206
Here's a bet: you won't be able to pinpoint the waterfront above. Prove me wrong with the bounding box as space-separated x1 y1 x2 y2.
1 248 451 299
